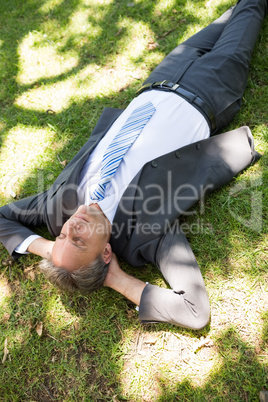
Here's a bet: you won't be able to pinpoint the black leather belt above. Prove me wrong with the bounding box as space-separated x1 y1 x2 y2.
137 80 216 133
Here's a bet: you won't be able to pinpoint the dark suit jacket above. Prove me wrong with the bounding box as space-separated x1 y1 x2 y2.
0 107 260 328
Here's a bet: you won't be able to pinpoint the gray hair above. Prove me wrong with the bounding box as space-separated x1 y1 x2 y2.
39 256 108 294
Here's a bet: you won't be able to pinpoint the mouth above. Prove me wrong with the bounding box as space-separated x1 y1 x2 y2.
73 214 89 223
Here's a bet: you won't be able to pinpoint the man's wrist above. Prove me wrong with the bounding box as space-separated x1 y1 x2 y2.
27 237 55 259
15 235 42 254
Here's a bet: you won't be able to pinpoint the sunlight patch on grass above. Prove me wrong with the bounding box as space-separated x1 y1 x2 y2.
15 18 163 112
186 0 231 15
252 124 268 153
119 272 267 398
209 277 267 347
68 9 99 36
0 278 12 307
254 237 268 260
180 0 233 41
0 126 55 197
92 0 113 4
120 328 219 398
40 1 104 47
17 32 79 85
44 296 79 334
39 0 66 14
15 60 137 112
155 0 177 13
118 18 163 61
15 77 79 112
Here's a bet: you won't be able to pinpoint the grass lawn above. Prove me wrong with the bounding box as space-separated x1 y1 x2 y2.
0 0 267 400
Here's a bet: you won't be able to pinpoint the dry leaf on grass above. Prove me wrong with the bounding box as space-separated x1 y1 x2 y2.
3 313 11 323
143 334 157 345
1 257 14 267
158 21 185 40
148 42 159 50
73 321 80 331
24 265 36 281
2 338 9 364
57 155 67 167
25 270 36 281
115 27 123 36
193 337 214 353
36 322 43 336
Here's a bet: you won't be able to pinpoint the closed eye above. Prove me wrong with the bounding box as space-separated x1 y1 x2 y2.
73 237 85 246
57 233 66 240
56 233 86 250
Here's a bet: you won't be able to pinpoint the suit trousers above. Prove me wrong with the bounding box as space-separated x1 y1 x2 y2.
143 0 267 131
137 0 266 328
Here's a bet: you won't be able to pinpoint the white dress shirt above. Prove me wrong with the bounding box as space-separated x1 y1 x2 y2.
77 90 209 223
15 90 209 253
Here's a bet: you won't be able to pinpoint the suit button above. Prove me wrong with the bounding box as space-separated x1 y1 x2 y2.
196 143 201 150
151 160 158 168
175 151 180 158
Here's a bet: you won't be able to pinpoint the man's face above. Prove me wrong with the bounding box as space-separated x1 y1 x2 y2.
52 204 112 271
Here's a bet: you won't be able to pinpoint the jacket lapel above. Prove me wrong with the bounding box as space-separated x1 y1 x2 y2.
47 107 124 235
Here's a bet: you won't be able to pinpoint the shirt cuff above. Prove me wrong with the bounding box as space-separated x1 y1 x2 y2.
15 235 42 254
136 282 149 312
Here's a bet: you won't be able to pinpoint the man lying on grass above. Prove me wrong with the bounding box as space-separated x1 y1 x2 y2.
0 0 266 330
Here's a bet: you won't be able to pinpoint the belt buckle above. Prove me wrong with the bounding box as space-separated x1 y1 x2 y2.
160 80 179 91
151 80 180 92
164 80 174 89
171 83 180 91
151 80 166 89
160 80 168 88
154 80 172 89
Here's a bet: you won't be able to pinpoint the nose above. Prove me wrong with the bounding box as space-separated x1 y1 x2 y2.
66 218 87 236
65 219 75 236
77 204 87 214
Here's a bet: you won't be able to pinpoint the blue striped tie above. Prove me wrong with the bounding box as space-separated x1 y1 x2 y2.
91 101 156 201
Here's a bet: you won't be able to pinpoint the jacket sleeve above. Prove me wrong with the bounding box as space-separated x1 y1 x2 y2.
121 126 260 329
0 191 48 259
138 222 210 330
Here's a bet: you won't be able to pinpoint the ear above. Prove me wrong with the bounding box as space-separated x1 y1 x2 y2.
102 243 112 264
